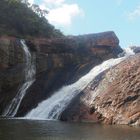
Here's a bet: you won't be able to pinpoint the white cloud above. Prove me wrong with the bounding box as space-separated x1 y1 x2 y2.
46 4 83 26
128 5 140 20
39 0 84 26
39 4 50 11
116 0 123 6
43 0 65 6
28 0 34 4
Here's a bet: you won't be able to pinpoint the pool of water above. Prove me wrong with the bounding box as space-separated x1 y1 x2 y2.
0 119 139 140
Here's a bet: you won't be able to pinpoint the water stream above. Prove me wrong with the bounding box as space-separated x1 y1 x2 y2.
2 40 36 117
26 47 135 120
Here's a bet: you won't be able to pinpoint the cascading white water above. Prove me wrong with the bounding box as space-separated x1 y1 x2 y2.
118 47 135 57
26 47 135 120
2 40 36 117
124 47 135 56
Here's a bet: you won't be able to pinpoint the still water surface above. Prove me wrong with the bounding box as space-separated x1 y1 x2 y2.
0 119 139 140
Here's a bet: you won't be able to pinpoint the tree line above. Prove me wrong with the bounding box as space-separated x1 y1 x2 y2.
0 0 63 38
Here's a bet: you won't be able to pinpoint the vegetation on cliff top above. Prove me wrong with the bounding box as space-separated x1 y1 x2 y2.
0 0 63 38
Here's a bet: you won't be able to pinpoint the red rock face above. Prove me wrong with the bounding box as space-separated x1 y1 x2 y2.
0 31 123 116
93 55 140 125
17 31 123 116
61 55 140 126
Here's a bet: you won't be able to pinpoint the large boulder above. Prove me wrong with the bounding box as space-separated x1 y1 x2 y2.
61 54 140 126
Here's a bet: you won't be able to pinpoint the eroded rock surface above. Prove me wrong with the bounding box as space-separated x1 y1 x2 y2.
0 31 123 116
61 55 140 126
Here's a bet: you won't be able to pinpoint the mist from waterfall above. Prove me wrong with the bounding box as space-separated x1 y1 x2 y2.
2 40 36 117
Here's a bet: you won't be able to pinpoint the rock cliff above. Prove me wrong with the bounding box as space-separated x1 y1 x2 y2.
60 54 140 126
0 31 123 116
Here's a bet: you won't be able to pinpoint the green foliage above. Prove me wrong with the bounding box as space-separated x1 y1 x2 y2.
0 0 63 38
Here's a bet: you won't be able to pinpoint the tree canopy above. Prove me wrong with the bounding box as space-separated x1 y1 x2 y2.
0 0 63 38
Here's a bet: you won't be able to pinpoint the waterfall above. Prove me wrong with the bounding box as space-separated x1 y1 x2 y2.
2 40 36 117
124 47 135 56
118 47 135 57
26 58 124 120
26 47 135 120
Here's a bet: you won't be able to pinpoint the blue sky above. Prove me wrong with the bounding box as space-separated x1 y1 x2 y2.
29 0 140 48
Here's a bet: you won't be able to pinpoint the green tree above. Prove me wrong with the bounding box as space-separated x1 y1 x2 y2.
0 0 63 38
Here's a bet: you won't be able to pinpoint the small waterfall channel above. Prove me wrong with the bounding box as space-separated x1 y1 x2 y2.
26 47 135 120
2 40 36 117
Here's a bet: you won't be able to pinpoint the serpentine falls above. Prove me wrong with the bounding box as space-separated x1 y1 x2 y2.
2 40 36 117
26 48 135 120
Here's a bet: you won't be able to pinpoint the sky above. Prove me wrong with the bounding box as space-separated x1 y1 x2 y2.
29 0 140 48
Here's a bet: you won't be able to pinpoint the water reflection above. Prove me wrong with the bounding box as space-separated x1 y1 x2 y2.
0 119 139 140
